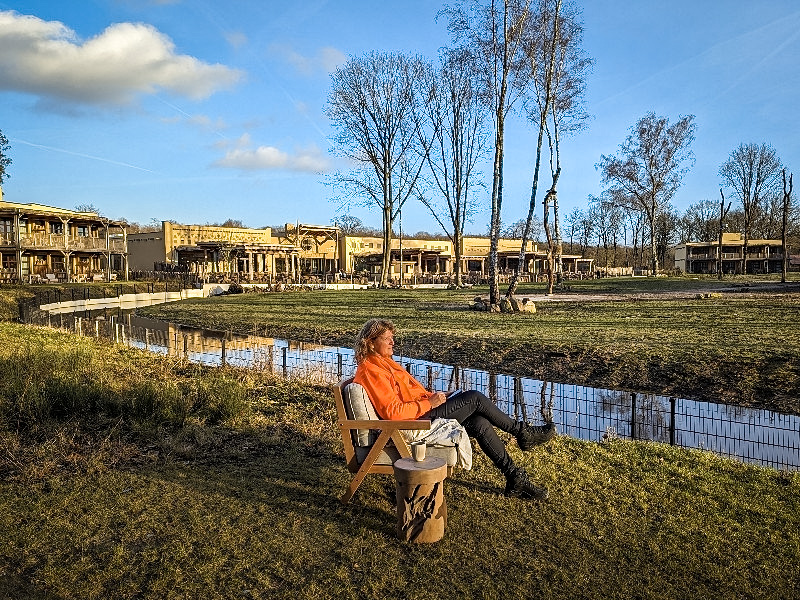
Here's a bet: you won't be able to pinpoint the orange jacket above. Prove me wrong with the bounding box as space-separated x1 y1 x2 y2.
353 354 432 420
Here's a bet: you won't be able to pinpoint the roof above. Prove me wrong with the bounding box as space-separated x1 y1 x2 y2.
0 200 124 226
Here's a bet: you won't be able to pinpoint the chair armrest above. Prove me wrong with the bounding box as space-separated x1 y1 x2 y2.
338 419 432 430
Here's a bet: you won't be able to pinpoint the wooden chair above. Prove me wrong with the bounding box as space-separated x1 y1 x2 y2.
334 377 434 504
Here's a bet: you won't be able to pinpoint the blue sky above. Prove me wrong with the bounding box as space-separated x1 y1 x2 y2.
0 0 797 234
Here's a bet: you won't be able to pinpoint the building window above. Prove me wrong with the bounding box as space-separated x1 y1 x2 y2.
1 253 15 269
0 219 12 238
50 222 64 235
76 225 89 237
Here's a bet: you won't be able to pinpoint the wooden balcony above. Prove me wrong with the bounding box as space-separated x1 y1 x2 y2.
18 233 126 252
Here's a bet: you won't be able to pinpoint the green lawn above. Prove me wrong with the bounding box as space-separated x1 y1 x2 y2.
1 324 799 599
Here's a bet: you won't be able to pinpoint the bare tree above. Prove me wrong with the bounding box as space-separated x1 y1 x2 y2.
598 112 696 273
74 204 101 214
418 48 489 286
589 194 625 268
444 0 536 305
509 0 591 296
564 205 583 253
331 214 367 236
679 198 718 243
327 52 429 287
715 189 732 278
502 217 543 240
654 205 680 270
0 129 10 186
719 142 782 275
782 169 793 283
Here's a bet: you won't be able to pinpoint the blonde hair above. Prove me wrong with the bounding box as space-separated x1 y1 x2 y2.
354 319 395 364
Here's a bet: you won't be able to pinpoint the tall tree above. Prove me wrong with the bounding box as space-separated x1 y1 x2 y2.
418 49 489 287
509 0 591 296
444 0 536 305
719 142 782 274
782 169 793 283
0 129 11 186
327 52 429 287
716 189 732 278
598 112 696 273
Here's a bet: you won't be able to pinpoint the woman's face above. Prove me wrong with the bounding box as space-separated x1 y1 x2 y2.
371 330 394 358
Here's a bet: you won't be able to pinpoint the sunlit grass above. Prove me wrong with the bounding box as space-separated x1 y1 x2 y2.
0 323 798 598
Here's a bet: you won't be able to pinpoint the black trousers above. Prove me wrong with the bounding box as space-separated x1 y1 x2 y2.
423 390 518 476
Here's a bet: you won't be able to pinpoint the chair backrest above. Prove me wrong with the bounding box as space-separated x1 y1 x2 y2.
342 382 380 446
333 378 359 473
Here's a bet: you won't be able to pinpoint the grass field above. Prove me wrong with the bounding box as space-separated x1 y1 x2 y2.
136 276 800 415
1 324 799 599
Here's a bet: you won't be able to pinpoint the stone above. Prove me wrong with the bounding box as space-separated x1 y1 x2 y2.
521 298 537 313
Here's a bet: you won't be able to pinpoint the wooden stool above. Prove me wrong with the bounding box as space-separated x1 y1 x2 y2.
393 457 448 543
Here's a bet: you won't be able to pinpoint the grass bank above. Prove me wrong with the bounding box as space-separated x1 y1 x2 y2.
136 277 800 414
1 324 799 599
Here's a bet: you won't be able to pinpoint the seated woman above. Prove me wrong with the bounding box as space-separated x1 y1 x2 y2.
353 318 556 501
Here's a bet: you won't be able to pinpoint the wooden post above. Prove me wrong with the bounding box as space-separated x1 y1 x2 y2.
513 377 527 422
670 397 676 446
631 393 637 441
221 338 227 366
393 457 448 543
337 353 343 380
282 346 287 376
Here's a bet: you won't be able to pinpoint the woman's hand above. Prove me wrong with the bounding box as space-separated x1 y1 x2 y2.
428 391 447 409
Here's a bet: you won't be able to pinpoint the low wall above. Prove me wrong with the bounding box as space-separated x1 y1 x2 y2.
40 288 205 314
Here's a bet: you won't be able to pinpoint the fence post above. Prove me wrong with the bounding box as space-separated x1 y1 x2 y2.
489 372 498 405
337 352 343 381
631 393 637 441
282 346 288 376
221 338 227 367
183 335 188 358
95 320 99 337
268 345 274 374
427 365 434 391
145 329 150 351
513 377 524 421
77 317 82 336
669 397 676 446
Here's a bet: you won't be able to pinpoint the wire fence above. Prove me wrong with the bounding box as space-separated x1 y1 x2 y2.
25 307 800 473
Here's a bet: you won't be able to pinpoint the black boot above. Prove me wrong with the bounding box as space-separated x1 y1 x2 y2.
516 421 557 451
504 468 548 501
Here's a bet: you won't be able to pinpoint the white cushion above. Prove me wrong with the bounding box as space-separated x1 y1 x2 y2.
343 383 380 446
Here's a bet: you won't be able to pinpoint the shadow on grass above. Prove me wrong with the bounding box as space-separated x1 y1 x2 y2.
137 427 406 539
0 573 64 600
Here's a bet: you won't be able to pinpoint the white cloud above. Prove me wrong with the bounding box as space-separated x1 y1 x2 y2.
0 10 243 106
269 43 346 76
213 141 329 173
